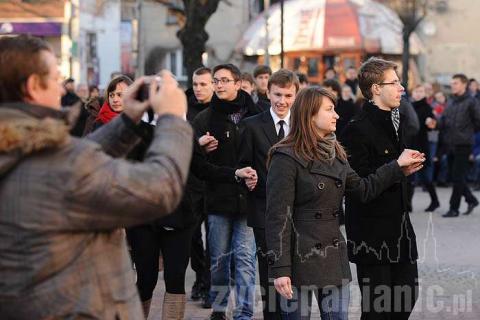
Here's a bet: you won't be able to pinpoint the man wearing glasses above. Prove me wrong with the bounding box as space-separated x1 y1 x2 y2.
192 64 261 320
342 57 419 320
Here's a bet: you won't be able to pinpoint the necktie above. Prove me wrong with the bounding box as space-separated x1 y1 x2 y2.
278 120 285 140
391 108 400 139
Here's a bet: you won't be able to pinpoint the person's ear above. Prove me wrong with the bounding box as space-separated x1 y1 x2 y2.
234 80 242 91
267 88 271 100
24 73 43 103
371 84 381 97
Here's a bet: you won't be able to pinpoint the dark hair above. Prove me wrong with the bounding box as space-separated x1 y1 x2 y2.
323 79 342 98
296 72 308 84
268 69 299 92
104 75 133 103
0 35 52 103
358 57 398 100
193 67 212 76
241 72 255 85
452 73 468 84
253 64 272 78
213 63 241 82
269 86 347 164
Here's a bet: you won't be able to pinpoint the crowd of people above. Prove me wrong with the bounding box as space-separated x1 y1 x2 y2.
1 34 480 320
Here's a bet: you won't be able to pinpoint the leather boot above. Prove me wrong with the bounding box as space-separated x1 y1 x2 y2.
162 293 186 320
142 299 151 318
425 183 440 212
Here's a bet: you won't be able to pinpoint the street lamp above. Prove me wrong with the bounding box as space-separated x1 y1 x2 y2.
384 0 428 90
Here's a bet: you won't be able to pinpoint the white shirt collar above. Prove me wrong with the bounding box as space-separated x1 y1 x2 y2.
269 107 291 127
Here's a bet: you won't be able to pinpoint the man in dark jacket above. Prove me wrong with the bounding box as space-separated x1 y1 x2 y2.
186 67 215 303
239 69 299 319
253 65 272 111
435 74 480 217
342 57 419 320
192 63 260 320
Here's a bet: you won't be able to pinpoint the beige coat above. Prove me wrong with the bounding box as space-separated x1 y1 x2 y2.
0 103 193 319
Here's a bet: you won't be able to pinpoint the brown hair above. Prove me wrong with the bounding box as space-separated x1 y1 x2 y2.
323 79 342 97
194 67 212 76
358 57 398 100
253 64 272 78
213 63 241 82
105 75 133 103
268 86 347 164
268 69 300 92
453 73 468 84
0 35 53 103
240 72 255 85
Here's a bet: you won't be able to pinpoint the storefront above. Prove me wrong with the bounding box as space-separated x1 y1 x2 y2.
238 0 424 85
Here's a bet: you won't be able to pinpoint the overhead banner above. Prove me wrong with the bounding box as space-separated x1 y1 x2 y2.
0 22 62 36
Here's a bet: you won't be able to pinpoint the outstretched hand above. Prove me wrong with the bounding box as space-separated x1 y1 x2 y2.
397 149 426 176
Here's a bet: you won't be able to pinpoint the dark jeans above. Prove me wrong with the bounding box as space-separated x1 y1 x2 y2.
356 262 419 320
253 227 282 320
448 146 478 210
126 224 195 301
280 285 350 320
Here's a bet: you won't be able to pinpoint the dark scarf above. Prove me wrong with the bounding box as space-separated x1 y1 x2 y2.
208 90 254 139
95 101 120 124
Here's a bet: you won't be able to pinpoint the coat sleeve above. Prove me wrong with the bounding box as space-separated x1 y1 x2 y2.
342 123 376 177
190 137 236 183
64 115 193 230
469 98 480 132
237 120 254 169
265 152 296 279
345 160 404 203
84 114 142 158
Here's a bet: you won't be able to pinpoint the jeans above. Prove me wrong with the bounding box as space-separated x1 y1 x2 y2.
280 284 350 320
208 214 256 319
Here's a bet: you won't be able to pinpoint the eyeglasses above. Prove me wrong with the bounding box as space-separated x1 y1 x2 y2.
377 80 403 87
212 78 236 85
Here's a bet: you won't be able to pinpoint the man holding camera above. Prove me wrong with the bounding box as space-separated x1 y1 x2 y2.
0 35 192 319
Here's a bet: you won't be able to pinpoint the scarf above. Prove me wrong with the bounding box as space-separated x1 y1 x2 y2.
95 101 120 124
318 133 337 163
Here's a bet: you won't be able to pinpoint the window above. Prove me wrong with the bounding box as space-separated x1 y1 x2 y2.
165 49 187 81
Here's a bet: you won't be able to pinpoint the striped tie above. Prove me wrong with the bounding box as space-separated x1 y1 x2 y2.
391 107 400 139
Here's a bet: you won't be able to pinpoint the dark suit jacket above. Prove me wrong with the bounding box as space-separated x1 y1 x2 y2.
239 110 282 228
342 101 418 265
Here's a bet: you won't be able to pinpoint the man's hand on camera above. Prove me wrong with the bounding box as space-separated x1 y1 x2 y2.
122 77 151 124
149 70 187 118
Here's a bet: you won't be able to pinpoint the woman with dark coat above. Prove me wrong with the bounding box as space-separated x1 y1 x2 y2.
265 87 424 320
411 84 440 211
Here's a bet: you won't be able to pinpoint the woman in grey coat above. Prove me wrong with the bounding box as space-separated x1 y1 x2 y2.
265 87 424 320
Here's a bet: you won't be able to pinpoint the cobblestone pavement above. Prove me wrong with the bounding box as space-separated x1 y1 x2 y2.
148 187 480 319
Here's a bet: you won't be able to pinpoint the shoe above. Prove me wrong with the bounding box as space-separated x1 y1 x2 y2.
425 200 440 212
191 280 203 301
463 199 479 215
442 209 459 217
208 312 226 320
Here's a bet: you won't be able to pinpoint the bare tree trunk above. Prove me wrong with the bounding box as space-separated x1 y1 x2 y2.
177 0 221 87
402 28 411 90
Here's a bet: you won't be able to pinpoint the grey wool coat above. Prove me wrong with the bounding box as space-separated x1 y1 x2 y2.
265 146 404 289
0 103 193 320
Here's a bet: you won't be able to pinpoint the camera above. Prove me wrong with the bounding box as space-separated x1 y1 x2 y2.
136 75 162 102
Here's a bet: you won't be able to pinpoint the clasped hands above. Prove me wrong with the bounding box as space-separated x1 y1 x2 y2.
397 149 426 176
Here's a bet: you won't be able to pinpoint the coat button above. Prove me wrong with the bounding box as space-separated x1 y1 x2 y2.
317 182 325 190
335 181 342 188
333 210 340 217
315 243 322 250
332 238 339 247
315 213 322 219
384 149 389 154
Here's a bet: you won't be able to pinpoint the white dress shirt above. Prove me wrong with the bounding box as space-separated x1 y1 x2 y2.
270 108 291 137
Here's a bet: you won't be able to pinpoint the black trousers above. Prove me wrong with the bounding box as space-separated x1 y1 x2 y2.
253 227 282 320
356 262 419 320
448 147 477 210
127 224 195 301
190 192 211 289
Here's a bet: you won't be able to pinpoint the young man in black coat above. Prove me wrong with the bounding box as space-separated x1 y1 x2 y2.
239 69 299 319
342 57 419 320
192 64 261 320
